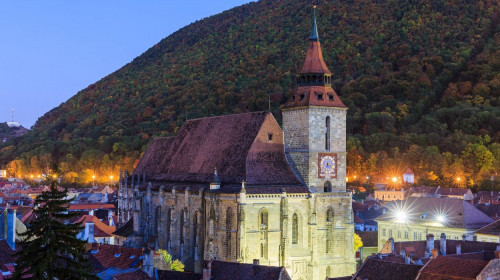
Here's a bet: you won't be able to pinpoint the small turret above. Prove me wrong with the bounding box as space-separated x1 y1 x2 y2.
210 168 221 190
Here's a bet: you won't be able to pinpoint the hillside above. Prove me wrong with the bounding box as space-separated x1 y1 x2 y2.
1 0 499 188
0 123 29 142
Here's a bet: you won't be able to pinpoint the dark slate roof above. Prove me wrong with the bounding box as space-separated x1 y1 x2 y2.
475 219 500 236
353 257 421 280
416 256 489 280
134 112 301 186
113 270 151 280
157 270 202 280
377 197 494 229
206 260 290 280
357 231 378 247
113 217 134 237
475 203 500 219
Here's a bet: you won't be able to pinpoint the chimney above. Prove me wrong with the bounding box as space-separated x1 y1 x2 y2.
85 222 96 243
456 244 461 255
431 248 439 258
377 253 383 259
89 209 94 216
203 260 213 280
6 209 16 250
440 233 446 256
495 245 500 259
462 234 467 241
209 168 221 190
401 249 406 258
388 237 395 253
253 259 259 266
405 254 411 264
108 210 114 226
426 234 434 253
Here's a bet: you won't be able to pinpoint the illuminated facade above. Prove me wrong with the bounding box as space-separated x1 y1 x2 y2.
116 8 356 280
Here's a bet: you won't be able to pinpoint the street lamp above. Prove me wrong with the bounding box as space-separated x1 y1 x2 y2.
92 175 96 186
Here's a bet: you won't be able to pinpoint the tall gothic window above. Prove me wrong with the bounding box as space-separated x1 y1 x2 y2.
166 208 172 250
326 207 334 253
180 209 185 244
224 208 233 260
325 116 331 151
292 213 298 244
259 209 269 259
154 206 161 235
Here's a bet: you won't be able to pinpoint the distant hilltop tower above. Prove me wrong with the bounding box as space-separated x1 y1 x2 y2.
7 108 21 128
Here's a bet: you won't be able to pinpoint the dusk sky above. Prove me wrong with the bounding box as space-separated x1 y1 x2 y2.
0 1 253 128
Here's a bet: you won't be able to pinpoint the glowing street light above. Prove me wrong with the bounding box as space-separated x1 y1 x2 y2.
456 177 461 182
392 177 398 183
109 175 114 180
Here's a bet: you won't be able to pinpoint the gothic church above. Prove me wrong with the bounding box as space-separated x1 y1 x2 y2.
117 8 356 280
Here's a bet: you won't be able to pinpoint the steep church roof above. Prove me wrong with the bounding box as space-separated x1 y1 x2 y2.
134 111 302 186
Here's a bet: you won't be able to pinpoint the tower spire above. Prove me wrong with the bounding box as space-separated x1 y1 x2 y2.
310 5 319 41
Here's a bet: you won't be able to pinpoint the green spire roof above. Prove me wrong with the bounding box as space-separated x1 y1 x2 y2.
310 6 319 41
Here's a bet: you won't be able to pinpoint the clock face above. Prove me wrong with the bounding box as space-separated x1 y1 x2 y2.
318 153 337 178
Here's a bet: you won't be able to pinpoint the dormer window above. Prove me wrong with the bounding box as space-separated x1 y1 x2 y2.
291 96 296 102
268 133 273 142
329 95 334 101
317 94 323 100
299 93 305 101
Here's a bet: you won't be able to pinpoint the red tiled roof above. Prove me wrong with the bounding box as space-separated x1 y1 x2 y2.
69 203 115 210
353 257 421 280
88 244 143 270
298 40 331 74
404 168 414 174
135 112 301 186
284 86 346 108
382 240 499 260
75 215 116 237
416 256 488 280
435 187 470 196
352 201 368 212
475 203 500 219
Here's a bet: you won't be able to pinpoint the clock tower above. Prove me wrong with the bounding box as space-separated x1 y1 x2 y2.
283 7 347 193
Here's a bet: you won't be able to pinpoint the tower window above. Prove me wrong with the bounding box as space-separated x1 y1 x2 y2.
268 133 273 141
325 116 331 151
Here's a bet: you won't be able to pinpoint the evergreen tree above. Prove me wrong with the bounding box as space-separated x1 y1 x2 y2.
13 179 96 280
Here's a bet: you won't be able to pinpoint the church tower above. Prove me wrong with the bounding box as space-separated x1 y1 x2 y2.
283 7 347 193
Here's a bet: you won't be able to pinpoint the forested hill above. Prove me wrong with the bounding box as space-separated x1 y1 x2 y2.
1 0 499 188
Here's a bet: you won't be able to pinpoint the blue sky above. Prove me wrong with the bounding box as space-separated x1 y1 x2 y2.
0 1 253 128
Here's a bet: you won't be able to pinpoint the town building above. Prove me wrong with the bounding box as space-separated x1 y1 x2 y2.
403 168 414 184
376 197 494 250
116 8 356 280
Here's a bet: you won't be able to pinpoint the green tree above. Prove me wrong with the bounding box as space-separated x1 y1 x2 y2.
13 179 96 280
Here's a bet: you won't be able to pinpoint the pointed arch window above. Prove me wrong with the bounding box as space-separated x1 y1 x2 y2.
325 116 331 151
224 208 233 260
259 209 269 259
292 213 298 244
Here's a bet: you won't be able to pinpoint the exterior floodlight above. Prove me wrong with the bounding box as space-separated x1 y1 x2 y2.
436 215 446 223
395 210 408 223
392 177 397 182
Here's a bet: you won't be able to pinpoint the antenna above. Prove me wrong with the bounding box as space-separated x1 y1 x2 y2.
11 108 14 122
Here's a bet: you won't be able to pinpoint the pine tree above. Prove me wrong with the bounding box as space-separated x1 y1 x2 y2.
13 179 97 280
